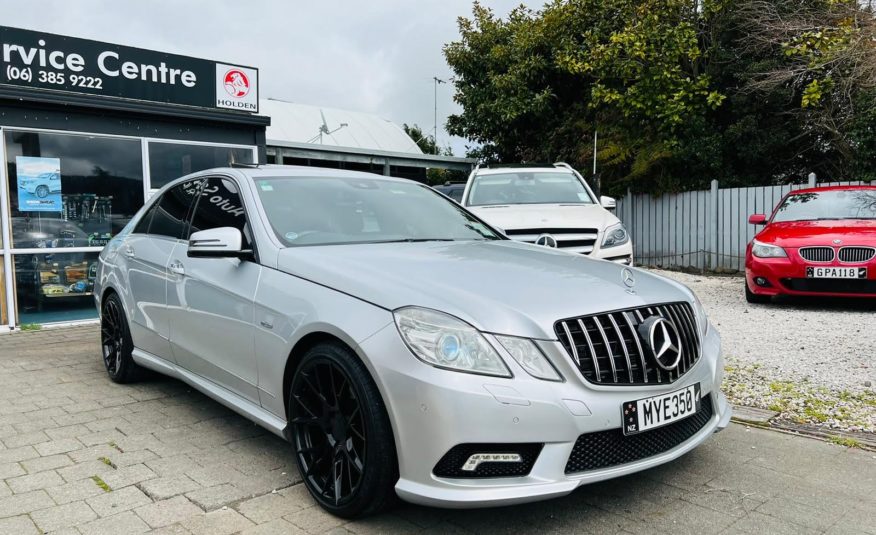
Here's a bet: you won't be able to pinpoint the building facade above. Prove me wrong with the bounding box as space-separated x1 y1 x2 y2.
0 26 268 327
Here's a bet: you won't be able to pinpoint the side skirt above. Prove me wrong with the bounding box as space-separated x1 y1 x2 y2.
131 348 288 439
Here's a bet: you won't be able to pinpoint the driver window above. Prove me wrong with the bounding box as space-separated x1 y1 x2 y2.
187 177 251 248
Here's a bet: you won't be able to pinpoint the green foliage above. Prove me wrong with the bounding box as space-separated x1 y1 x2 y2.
444 0 876 194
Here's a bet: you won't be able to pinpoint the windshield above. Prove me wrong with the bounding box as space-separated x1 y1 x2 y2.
467 171 594 206
772 189 876 222
255 176 502 247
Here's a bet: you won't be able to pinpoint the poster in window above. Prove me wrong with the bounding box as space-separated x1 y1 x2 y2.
16 157 63 212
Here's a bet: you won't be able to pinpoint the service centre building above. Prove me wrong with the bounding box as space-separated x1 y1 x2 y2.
0 26 268 327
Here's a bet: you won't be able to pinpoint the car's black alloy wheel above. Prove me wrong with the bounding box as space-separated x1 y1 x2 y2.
289 342 397 518
100 293 141 383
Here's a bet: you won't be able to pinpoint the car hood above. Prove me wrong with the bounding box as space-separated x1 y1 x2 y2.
757 220 876 248
467 203 616 232
275 240 692 339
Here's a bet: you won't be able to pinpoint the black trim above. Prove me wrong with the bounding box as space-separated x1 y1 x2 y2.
0 86 270 126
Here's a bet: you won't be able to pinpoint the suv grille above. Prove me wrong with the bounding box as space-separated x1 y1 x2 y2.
554 303 701 385
799 247 834 262
503 228 598 254
565 395 714 474
838 246 875 263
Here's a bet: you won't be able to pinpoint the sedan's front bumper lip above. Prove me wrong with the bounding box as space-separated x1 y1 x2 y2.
395 391 731 508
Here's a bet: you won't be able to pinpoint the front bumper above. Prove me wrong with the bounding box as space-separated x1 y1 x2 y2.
746 251 876 297
359 322 729 508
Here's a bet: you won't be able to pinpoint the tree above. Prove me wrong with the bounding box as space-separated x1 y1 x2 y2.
401 123 461 185
443 0 876 194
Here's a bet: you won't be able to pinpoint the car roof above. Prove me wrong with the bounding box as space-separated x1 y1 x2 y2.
214 164 417 184
788 185 876 194
474 166 574 176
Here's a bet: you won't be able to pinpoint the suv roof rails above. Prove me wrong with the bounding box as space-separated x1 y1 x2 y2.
479 162 556 169
552 162 575 171
230 162 262 169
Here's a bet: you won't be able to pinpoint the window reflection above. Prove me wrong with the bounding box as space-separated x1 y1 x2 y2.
5 131 144 248
148 141 253 189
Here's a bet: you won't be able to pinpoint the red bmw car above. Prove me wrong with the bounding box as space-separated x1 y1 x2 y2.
745 185 876 303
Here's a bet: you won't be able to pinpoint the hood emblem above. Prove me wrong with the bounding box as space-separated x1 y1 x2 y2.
833 239 842 245
638 317 683 371
535 234 558 248
621 268 636 288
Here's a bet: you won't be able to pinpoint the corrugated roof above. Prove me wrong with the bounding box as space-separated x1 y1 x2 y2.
260 98 424 155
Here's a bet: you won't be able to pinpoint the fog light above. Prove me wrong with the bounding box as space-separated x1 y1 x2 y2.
755 277 771 287
461 453 522 471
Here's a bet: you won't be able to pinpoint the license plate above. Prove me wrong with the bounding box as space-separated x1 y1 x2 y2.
806 266 867 279
622 384 700 436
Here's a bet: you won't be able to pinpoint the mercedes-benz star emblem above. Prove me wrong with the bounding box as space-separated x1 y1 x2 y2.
621 268 636 288
535 234 558 248
638 317 683 371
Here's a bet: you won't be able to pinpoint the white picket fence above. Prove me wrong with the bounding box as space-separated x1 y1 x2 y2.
615 178 867 272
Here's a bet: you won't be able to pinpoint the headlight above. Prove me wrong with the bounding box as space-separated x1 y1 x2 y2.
602 223 629 248
751 239 786 258
394 307 511 377
691 293 709 337
494 335 562 381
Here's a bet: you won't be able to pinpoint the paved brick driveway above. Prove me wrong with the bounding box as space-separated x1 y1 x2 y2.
0 325 873 534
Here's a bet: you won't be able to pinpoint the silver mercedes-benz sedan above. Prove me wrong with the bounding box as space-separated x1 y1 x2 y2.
94 166 730 518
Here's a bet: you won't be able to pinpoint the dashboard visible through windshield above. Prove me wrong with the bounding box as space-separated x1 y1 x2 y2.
255 176 501 247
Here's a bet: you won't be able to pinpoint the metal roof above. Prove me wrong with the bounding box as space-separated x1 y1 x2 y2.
260 98 424 154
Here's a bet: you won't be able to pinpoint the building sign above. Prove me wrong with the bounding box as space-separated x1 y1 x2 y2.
0 26 258 113
16 156 62 212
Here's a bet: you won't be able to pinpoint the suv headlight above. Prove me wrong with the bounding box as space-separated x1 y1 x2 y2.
494 335 562 381
394 307 511 377
751 239 786 258
602 223 629 248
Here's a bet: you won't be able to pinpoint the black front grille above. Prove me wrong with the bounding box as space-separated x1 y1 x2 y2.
781 277 876 294
555 303 701 386
433 443 543 478
503 228 598 236
565 395 714 474
838 246 875 263
799 247 835 262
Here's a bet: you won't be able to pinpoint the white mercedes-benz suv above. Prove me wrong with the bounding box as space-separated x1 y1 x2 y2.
460 163 633 264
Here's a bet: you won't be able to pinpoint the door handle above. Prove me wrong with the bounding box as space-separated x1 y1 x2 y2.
168 262 185 276
124 245 135 257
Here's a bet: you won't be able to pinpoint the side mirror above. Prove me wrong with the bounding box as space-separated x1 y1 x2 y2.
187 227 250 258
748 214 767 225
600 195 616 210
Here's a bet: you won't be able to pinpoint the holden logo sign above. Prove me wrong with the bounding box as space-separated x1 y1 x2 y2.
223 69 250 97
215 63 258 112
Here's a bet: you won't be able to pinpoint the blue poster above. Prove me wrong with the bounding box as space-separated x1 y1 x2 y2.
16 156 62 212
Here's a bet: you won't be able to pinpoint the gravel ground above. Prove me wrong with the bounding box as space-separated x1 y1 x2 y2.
651 269 876 433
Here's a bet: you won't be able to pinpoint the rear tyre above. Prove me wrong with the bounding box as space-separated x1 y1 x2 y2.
100 293 142 383
745 280 771 304
288 342 398 518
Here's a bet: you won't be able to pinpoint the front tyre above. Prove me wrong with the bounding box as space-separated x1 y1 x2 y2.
288 342 398 518
35 185 49 198
100 293 142 383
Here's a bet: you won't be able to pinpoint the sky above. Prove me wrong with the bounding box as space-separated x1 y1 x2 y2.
1 0 538 156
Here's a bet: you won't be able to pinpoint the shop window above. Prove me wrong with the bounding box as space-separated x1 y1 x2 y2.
13 252 100 324
4 131 144 249
148 142 254 189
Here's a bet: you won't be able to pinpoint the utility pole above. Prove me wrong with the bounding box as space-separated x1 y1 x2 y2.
593 129 598 175
433 77 446 147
